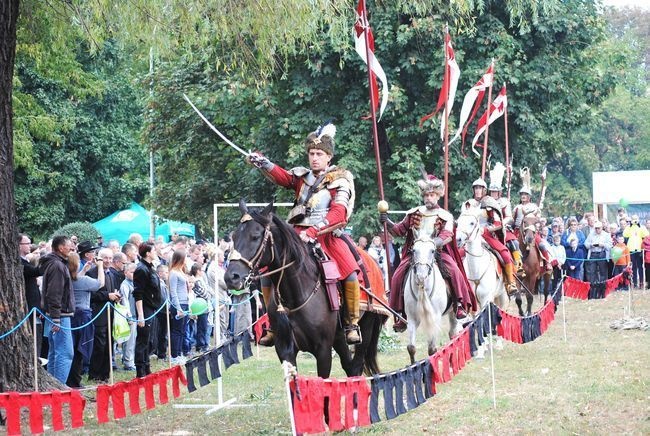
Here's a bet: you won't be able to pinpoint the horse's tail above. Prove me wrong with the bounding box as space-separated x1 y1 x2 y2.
362 313 387 375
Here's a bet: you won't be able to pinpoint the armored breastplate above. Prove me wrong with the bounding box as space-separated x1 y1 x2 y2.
292 181 332 227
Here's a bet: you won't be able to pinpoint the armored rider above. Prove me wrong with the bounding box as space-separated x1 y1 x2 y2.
487 162 524 272
461 178 488 211
512 168 553 269
247 122 362 345
380 173 477 332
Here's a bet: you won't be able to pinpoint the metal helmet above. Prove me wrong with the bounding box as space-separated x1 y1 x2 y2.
472 178 487 189
519 186 532 196
480 196 500 211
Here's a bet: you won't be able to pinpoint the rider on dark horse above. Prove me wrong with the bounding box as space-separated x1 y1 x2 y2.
487 162 524 274
512 167 553 270
379 173 477 332
247 122 362 345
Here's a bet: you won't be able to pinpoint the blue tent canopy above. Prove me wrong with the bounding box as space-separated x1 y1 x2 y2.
93 202 195 245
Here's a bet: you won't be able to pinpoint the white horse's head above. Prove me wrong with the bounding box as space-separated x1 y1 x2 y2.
411 238 437 285
456 207 482 248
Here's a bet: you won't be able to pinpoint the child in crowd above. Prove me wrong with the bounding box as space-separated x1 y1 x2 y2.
120 263 137 370
612 233 631 291
565 238 585 281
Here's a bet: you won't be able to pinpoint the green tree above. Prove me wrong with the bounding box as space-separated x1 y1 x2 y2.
146 0 627 238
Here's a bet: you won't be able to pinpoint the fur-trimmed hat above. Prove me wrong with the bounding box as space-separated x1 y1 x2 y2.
418 168 445 195
305 121 336 156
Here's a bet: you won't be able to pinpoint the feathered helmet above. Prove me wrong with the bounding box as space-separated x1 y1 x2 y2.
489 162 506 191
519 167 532 195
305 120 336 156
418 168 445 195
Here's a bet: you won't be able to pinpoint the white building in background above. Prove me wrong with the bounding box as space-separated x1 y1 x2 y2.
592 170 650 222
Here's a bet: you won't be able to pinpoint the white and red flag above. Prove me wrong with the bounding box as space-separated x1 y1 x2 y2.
354 0 389 119
471 85 507 156
420 31 460 140
450 63 494 155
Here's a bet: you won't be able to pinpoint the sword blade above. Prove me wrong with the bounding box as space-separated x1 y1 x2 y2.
182 93 249 157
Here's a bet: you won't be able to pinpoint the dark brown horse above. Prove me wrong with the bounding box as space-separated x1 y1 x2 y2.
224 200 387 378
515 215 551 316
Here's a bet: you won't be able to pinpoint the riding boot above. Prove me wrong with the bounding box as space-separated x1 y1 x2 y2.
512 249 525 276
343 280 362 344
504 263 518 295
259 285 275 347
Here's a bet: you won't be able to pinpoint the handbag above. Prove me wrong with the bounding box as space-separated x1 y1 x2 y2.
112 303 132 344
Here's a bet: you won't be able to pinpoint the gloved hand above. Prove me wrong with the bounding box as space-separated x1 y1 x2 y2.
300 227 318 243
379 213 388 224
410 211 423 229
247 151 273 170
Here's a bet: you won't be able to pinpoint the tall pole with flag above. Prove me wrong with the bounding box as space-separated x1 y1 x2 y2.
480 59 495 180
420 26 459 209
443 25 450 209
504 84 511 200
356 0 392 275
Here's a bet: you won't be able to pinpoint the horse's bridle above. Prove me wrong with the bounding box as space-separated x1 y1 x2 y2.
409 238 437 287
457 211 481 254
229 221 316 315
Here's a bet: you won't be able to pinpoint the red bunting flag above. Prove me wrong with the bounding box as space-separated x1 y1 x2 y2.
354 0 389 119
420 31 460 140
471 84 507 155
450 63 494 155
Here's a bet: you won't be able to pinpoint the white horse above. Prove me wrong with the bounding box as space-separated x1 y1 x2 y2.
456 208 508 357
404 236 459 364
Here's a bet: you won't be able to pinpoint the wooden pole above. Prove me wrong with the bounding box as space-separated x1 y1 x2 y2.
361 0 392 279
504 84 511 201
481 60 495 180
443 25 450 210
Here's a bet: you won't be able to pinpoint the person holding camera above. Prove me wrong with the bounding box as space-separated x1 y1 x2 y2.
584 221 612 284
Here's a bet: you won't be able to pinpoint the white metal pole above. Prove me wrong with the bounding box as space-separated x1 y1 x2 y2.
487 304 497 409
107 304 114 385
561 273 567 342
282 361 298 436
32 309 39 392
166 300 172 369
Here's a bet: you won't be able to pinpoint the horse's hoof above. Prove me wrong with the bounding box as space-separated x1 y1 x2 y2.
259 332 275 347
393 319 407 333
345 327 362 345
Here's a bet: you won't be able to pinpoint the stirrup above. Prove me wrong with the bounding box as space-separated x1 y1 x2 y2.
345 325 362 344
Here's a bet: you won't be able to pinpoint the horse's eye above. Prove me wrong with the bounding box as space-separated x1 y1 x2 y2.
251 233 261 241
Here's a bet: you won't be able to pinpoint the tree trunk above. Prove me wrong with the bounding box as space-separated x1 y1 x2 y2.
0 0 62 398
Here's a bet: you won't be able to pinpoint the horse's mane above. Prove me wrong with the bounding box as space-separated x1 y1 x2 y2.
249 209 319 277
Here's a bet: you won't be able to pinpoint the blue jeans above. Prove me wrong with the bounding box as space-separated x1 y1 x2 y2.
170 304 188 358
45 317 74 383
195 313 209 351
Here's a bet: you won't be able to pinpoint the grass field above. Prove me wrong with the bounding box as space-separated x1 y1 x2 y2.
61 289 649 435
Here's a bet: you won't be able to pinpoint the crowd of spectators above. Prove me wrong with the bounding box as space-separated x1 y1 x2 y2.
18 232 245 387
355 209 650 292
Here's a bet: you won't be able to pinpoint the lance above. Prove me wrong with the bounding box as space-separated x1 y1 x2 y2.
443 24 450 210
480 59 495 180
538 164 548 210
360 0 393 282
182 93 249 157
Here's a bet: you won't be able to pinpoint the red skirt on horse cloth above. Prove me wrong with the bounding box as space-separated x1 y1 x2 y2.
389 249 477 315
482 228 514 264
